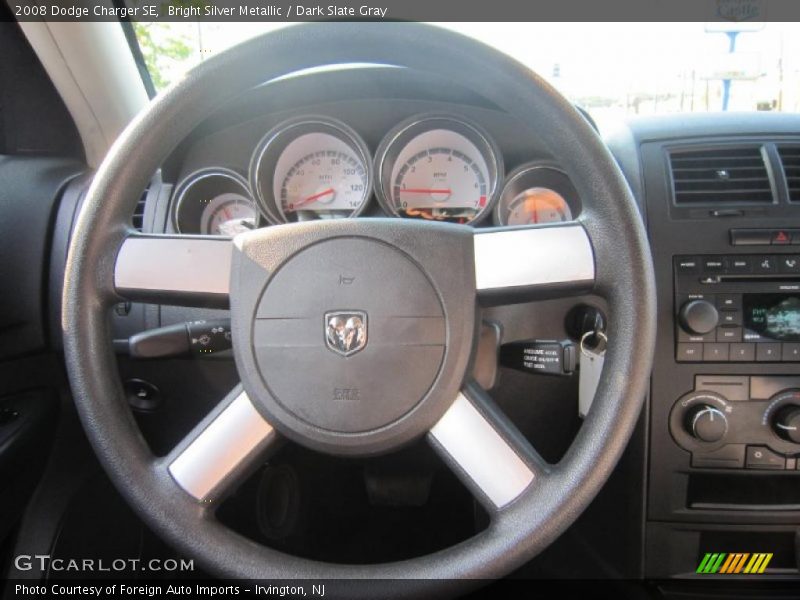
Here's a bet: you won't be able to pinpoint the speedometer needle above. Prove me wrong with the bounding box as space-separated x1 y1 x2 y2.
400 188 452 194
292 188 335 209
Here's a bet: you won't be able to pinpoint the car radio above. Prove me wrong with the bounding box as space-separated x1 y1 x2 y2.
674 254 800 362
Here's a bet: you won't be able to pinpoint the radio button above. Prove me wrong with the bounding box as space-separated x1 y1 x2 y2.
702 257 725 272
717 327 742 343
782 343 800 362
730 343 756 362
675 256 699 273
677 329 714 343
703 343 729 362
676 343 703 362
756 343 782 362
727 257 752 273
716 295 742 311
777 255 800 274
754 256 777 274
719 311 742 326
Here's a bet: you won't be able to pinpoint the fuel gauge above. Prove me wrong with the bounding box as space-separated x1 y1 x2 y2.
505 187 571 225
495 164 580 226
173 168 259 236
201 193 257 236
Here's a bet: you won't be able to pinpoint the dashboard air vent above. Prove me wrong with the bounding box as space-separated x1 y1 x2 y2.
669 146 773 205
132 186 148 231
777 145 800 202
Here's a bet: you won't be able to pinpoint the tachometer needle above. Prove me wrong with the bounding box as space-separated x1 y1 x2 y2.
400 188 452 194
292 188 335 209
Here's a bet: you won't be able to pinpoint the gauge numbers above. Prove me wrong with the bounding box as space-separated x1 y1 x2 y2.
275 135 368 221
377 117 502 225
393 142 489 222
495 165 579 226
201 193 257 236
173 169 257 236
505 187 572 225
251 118 372 224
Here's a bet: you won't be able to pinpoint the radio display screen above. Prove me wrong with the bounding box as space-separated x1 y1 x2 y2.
744 294 800 342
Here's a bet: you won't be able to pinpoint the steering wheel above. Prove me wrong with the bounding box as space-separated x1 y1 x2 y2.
62 22 655 594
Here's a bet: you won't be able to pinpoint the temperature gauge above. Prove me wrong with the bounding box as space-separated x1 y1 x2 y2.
495 165 579 226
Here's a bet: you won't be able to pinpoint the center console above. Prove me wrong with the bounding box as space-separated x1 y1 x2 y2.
608 120 800 582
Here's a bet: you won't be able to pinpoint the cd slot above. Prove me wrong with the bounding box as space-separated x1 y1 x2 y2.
715 275 800 283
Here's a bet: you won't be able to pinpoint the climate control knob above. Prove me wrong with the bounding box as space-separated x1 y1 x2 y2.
686 405 728 443
773 405 800 444
678 299 719 335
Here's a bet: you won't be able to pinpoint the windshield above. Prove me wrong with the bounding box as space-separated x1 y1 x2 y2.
133 22 800 119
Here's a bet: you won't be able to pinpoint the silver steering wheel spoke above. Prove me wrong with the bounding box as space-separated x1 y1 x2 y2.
428 382 548 513
473 222 596 305
114 233 233 308
164 385 280 505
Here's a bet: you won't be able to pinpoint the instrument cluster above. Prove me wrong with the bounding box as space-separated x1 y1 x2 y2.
172 113 581 235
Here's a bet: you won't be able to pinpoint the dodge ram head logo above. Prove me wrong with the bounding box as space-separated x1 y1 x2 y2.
325 311 367 357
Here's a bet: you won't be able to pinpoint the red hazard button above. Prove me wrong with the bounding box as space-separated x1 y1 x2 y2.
772 230 791 245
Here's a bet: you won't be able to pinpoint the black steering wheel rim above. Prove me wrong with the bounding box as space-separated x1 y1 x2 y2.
62 22 656 593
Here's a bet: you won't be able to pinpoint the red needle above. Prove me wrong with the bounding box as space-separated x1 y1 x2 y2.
400 188 452 194
291 188 335 209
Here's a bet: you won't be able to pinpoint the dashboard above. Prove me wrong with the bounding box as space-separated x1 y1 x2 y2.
161 67 583 237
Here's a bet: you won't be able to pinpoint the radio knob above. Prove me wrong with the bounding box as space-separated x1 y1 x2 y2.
678 299 719 335
686 405 728 443
773 405 800 444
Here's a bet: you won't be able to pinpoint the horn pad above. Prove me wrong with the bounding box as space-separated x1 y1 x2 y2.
230 219 476 456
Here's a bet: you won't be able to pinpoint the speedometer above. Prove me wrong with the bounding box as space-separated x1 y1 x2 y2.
250 117 372 223
375 116 502 224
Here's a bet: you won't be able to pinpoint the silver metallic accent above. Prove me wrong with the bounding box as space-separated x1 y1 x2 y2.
473 225 594 292
115 236 232 297
324 311 368 357
168 391 276 502
429 392 535 509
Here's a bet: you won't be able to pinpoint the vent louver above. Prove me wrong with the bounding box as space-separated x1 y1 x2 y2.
132 187 148 231
669 146 773 205
777 145 800 203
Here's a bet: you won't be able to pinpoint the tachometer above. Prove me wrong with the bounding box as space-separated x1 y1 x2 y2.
375 116 502 224
250 117 372 223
